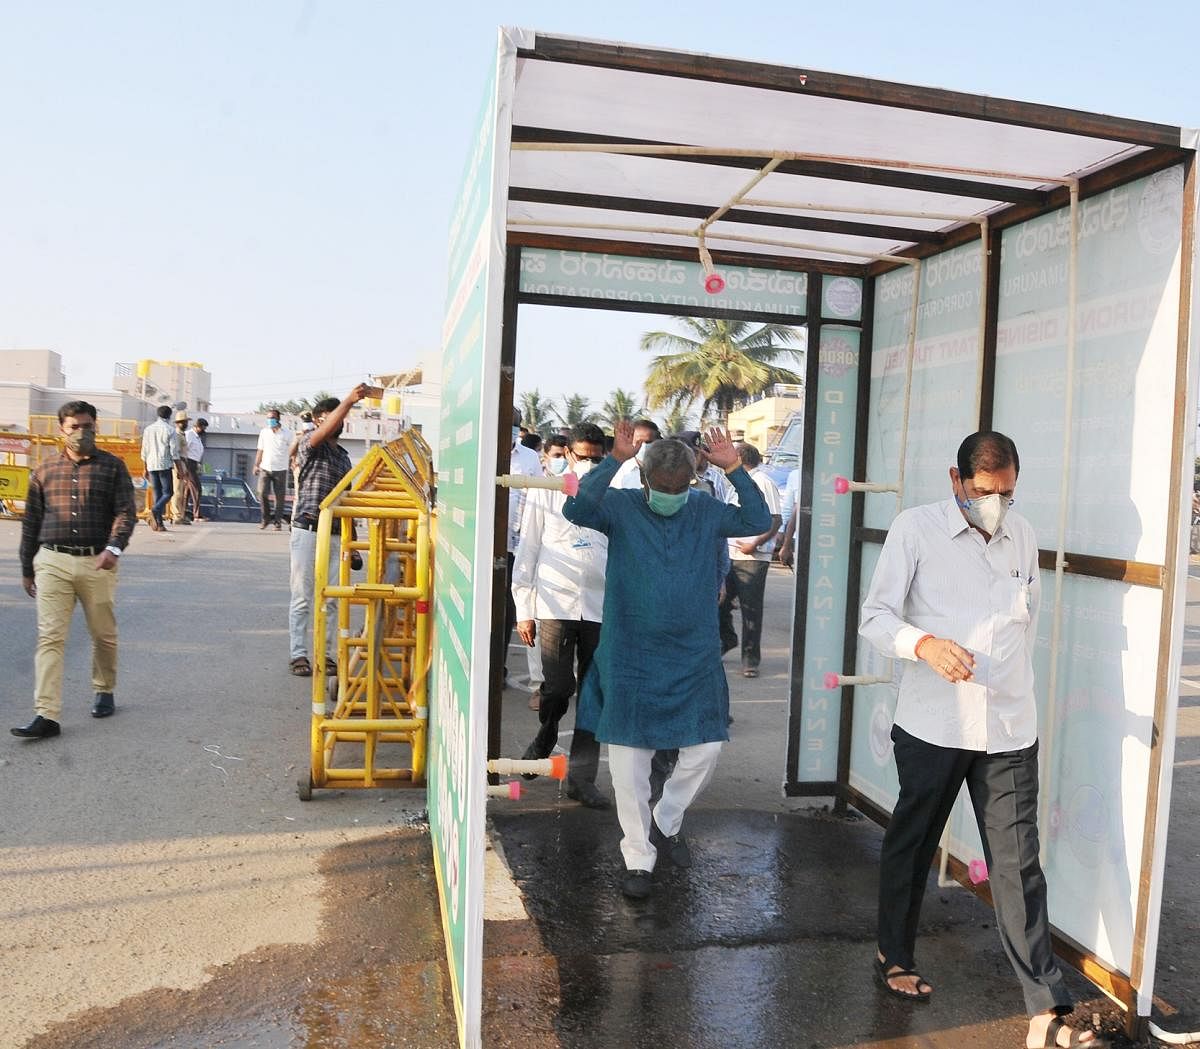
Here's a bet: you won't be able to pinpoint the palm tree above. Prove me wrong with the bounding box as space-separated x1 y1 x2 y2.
598 388 642 430
518 389 553 435
658 397 696 437
555 394 599 429
640 318 804 427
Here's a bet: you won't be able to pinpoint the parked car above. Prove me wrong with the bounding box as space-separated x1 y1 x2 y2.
198 472 261 522
762 413 802 490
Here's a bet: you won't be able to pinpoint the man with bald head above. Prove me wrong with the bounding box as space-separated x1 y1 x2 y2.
563 421 770 899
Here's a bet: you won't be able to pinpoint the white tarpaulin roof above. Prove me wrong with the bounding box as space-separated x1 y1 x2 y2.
506 32 1194 271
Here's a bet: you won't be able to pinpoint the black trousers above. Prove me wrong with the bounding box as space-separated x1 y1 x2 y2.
718 559 770 668
527 618 601 787
258 470 287 524
879 725 1072 1017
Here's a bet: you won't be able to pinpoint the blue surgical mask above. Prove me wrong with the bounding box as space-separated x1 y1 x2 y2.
646 487 688 517
546 457 569 475
269 418 280 429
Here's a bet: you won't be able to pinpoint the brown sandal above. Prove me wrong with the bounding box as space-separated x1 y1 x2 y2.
290 657 312 677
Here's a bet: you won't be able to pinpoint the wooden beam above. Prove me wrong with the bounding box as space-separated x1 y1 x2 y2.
511 126 1049 206
509 185 947 245
519 36 1182 147
868 147 1191 276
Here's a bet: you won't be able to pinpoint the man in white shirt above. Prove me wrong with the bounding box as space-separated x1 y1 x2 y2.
717 444 782 678
513 423 610 809
859 432 1093 1049
611 419 661 490
505 408 543 683
254 409 293 531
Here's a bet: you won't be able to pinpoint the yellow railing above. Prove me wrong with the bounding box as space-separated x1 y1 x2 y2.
298 429 435 799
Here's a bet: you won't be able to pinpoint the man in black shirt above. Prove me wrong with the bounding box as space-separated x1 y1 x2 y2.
13 401 136 739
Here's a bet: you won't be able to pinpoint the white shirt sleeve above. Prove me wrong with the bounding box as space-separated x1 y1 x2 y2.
859 515 932 661
511 492 544 623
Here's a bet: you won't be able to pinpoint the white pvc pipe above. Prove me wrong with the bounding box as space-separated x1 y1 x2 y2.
1147 1021 1200 1045
894 259 922 518
510 141 1075 186
506 219 915 264
1038 181 1080 863
740 198 981 224
700 156 784 231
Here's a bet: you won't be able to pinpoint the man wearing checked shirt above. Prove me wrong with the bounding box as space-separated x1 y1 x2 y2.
860 432 1104 1049
12 401 136 739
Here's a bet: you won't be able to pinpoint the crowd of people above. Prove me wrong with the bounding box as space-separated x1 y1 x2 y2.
9 395 1103 1045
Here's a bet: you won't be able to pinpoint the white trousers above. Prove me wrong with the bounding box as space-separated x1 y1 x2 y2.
608 741 722 872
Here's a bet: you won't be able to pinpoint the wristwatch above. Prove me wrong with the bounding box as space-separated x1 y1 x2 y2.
105 545 122 557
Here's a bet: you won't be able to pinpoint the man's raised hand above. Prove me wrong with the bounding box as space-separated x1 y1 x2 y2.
703 427 739 471
612 419 637 463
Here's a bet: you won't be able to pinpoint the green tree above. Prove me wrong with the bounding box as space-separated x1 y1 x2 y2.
555 394 599 429
598 387 642 430
640 318 803 427
658 397 696 437
518 389 554 435
255 390 335 415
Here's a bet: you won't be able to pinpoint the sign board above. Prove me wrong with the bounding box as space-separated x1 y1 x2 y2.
790 326 861 783
845 168 1193 1015
428 27 522 1049
0 464 29 500
0 436 31 454
518 249 808 315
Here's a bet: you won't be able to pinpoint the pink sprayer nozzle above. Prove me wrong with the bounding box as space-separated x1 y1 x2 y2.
508 781 522 800
834 476 850 495
561 473 580 497
968 859 989 884
823 672 840 690
703 273 726 295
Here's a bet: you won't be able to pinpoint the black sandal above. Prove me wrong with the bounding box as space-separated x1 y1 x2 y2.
1038 1017 1109 1047
290 656 312 677
874 955 931 1002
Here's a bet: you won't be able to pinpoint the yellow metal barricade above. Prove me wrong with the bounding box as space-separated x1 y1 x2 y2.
298 429 434 799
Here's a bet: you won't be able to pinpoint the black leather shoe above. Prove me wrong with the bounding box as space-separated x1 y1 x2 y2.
11 715 60 739
92 692 115 718
565 780 611 810
650 821 692 868
621 869 653 899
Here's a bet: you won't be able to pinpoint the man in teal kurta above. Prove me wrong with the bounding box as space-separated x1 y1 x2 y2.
563 421 771 899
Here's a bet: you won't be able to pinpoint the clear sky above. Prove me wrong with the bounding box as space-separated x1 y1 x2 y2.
2 1 1197 412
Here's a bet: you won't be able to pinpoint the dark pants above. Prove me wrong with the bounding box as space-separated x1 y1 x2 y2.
258 470 287 524
718 559 770 668
527 619 601 787
149 468 174 522
504 552 516 673
879 725 1071 1017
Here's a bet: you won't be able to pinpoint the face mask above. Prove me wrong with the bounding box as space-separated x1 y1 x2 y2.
646 487 688 517
512 426 520 446
269 419 281 429
634 442 649 464
573 460 594 477
957 488 1011 534
66 430 96 456
547 457 569 475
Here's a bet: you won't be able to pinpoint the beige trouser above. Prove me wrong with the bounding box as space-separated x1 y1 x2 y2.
33 548 119 720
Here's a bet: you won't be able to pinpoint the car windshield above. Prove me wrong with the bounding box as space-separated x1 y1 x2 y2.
768 417 803 468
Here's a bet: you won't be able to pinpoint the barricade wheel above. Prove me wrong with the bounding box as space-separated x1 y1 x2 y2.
297 776 313 801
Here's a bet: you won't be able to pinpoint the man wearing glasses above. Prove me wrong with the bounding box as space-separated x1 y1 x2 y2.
514 423 611 808
859 432 1098 1049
